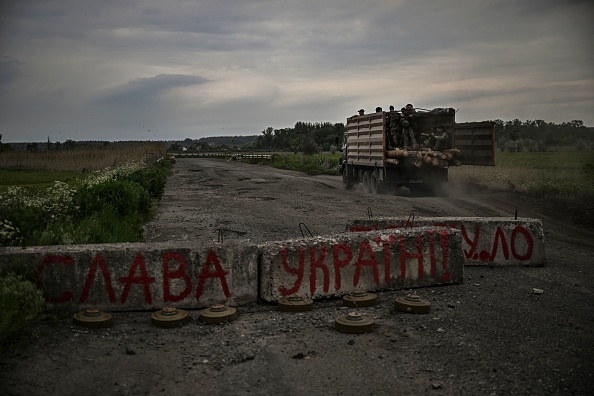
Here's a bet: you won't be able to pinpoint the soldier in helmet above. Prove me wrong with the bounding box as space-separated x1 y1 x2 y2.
385 107 400 148
424 126 450 151
399 104 418 149
432 126 450 150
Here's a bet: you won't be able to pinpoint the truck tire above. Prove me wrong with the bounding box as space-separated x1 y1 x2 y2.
408 183 426 196
371 171 381 194
362 170 372 193
409 183 445 197
342 164 354 190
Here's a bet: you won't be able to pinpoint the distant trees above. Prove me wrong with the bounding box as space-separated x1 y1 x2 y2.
246 118 591 154
247 121 345 154
62 139 77 150
26 142 38 152
247 118 593 154
0 134 12 152
493 119 592 152
190 141 210 151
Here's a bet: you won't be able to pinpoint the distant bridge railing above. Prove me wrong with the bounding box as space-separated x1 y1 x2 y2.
171 152 272 160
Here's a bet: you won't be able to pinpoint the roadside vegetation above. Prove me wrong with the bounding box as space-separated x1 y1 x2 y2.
0 272 47 352
450 149 594 229
0 140 165 172
0 142 171 350
242 152 341 175
450 150 594 202
0 158 172 247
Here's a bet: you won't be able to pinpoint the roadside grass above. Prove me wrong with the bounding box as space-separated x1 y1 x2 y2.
241 150 594 202
0 152 173 247
449 150 594 201
450 150 594 229
239 148 593 226
0 142 166 172
0 169 83 190
242 152 341 175
0 272 48 352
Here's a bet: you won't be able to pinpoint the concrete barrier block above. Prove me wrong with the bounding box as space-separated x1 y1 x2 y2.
348 217 545 267
259 227 464 302
0 242 259 311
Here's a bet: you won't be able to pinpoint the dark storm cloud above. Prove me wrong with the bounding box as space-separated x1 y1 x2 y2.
0 58 24 87
94 74 209 106
0 0 592 142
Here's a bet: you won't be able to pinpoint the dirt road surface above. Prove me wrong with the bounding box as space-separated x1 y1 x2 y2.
2 158 593 395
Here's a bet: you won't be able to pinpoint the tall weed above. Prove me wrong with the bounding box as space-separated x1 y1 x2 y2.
0 273 47 350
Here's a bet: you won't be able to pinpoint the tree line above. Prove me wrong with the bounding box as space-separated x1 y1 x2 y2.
245 121 345 154
493 119 592 152
247 118 593 153
2 118 592 155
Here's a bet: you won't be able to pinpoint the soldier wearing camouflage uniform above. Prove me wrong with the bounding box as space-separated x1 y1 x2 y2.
400 104 418 149
386 107 400 148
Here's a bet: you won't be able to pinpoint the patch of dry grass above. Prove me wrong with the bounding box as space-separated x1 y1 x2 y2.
0 142 167 172
449 150 594 202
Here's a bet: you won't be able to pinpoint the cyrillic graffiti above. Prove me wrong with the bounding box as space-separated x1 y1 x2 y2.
36 250 230 304
350 223 535 264
276 230 453 297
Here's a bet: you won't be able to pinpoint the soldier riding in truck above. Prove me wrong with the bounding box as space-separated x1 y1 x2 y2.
340 105 495 195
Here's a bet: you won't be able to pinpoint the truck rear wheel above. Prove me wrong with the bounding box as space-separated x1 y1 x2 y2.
362 170 372 193
409 183 445 197
371 171 381 194
342 164 354 190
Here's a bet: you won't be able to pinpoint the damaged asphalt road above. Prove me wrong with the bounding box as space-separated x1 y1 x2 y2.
1 158 593 395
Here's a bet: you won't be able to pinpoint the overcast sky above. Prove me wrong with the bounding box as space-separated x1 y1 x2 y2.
1 0 593 143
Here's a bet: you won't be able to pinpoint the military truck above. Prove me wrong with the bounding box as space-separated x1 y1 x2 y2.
340 106 495 194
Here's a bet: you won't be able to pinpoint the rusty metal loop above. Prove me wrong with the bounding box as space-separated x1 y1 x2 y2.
218 229 224 243
299 223 314 238
367 207 373 219
405 213 415 231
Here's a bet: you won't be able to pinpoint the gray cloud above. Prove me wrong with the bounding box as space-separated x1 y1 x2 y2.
0 57 24 88
0 0 592 142
94 74 209 106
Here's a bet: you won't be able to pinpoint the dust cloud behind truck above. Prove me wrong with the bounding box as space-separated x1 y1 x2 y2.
339 106 495 195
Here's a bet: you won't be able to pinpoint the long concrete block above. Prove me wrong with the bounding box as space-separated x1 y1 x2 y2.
259 227 464 303
348 217 545 267
0 242 259 311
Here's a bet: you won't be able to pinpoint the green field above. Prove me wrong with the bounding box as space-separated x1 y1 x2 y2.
0 169 82 190
494 150 594 171
450 150 594 201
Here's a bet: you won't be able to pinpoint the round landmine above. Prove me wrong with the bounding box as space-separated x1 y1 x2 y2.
278 296 314 312
335 312 375 334
198 304 237 324
342 289 378 308
151 307 190 328
73 308 112 328
394 293 431 314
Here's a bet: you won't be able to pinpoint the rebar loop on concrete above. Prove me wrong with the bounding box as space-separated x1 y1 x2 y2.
405 213 415 231
299 223 314 238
